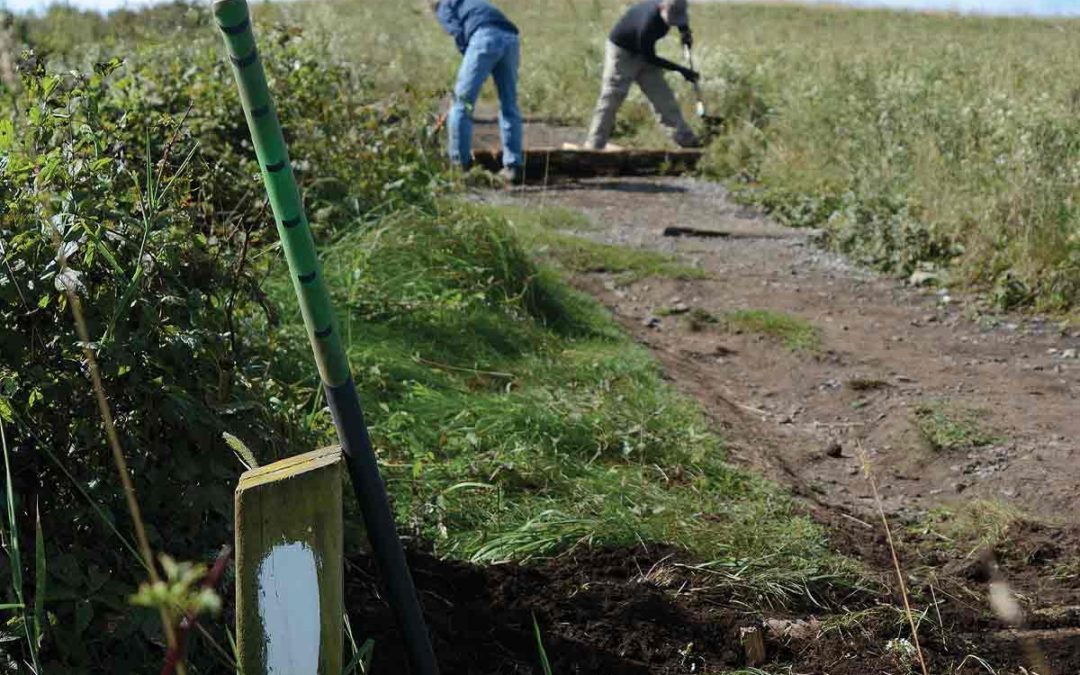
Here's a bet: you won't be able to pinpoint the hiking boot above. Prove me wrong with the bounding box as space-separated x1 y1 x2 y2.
498 165 524 185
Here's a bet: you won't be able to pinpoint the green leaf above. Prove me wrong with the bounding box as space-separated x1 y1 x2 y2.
93 57 125 79
533 613 553 675
0 119 13 153
34 502 46 649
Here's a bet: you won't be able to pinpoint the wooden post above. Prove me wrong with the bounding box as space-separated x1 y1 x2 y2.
235 446 344 675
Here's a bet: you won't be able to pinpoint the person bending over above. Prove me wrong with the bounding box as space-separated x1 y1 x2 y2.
586 0 701 150
433 0 523 181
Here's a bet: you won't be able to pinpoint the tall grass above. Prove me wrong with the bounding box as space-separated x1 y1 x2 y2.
287 0 1080 312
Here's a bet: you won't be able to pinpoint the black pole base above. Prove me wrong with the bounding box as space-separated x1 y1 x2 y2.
326 378 439 675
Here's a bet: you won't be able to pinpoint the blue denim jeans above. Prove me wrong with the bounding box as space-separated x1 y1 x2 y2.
448 27 523 169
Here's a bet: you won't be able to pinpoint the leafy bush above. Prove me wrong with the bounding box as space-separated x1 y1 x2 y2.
0 25 440 671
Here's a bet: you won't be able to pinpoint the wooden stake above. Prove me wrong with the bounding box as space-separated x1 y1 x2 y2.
235 447 344 675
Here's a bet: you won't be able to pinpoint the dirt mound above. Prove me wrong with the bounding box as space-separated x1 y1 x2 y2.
344 538 1080 674
346 546 746 674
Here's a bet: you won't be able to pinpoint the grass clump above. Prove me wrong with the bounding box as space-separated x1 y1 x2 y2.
914 500 1025 560
725 310 822 353
913 402 1000 452
502 206 705 283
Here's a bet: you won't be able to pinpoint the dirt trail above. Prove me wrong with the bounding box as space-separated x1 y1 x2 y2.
508 176 1080 527
495 175 1080 672
419 121 1080 673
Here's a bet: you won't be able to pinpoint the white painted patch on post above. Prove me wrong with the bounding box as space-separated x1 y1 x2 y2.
257 541 321 674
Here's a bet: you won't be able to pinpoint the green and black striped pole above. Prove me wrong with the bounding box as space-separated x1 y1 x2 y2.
212 2 438 673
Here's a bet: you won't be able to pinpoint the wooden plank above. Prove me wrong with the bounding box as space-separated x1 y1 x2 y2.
472 146 703 180
236 446 344 675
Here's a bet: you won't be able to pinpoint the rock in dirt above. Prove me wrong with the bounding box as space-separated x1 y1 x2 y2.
766 618 822 641
643 316 662 329
909 269 940 286
825 440 844 458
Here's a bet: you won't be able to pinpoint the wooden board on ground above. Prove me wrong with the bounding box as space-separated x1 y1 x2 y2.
472 146 703 181
235 446 344 675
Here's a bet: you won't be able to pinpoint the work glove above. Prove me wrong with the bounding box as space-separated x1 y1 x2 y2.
680 27 693 49
681 68 701 84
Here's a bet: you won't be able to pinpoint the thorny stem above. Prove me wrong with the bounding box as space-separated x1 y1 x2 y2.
49 224 185 674
855 441 930 675
160 546 234 675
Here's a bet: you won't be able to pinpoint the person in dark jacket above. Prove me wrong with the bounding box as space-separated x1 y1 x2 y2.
585 0 700 150
433 0 523 180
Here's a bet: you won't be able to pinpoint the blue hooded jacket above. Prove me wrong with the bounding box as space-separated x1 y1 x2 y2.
436 0 519 54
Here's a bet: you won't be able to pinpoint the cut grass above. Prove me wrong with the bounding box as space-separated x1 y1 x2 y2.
913 402 1000 452
913 500 1024 559
725 309 822 353
508 220 706 283
266 199 857 607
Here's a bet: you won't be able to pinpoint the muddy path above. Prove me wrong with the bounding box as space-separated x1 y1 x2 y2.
484 175 1080 673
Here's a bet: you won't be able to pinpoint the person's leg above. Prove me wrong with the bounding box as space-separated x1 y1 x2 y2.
491 32 523 169
448 31 501 168
585 42 639 150
635 65 700 147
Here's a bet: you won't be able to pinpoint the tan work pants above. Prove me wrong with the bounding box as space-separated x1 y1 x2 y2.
585 41 698 150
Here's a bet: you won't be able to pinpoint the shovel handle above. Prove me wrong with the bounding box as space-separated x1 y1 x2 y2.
683 45 706 118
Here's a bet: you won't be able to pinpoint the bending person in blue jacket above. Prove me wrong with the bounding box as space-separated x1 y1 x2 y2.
433 0 523 182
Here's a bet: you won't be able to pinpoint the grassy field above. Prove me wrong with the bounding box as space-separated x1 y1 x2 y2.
287 0 1080 313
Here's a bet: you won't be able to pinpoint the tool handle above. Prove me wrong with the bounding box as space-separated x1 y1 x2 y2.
683 45 706 117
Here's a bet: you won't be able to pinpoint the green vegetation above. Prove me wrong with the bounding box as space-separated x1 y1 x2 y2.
725 309 822 353
913 401 1000 452
500 203 705 281
309 200 843 599
9 0 1069 670
0 4 851 671
300 0 1080 312
915 500 1024 557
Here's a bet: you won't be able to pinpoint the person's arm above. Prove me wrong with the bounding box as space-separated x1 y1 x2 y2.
436 1 468 54
640 35 698 81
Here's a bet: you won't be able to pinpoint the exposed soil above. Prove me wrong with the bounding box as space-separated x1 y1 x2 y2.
346 543 1041 675
354 124 1080 673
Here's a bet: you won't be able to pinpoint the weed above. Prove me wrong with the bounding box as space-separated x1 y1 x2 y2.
915 500 1024 558
913 402 1000 452
299 200 855 603
847 378 891 392
513 221 705 283
532 614 554 675
725 310 822 352
687 307 720 332
819 606 903 640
